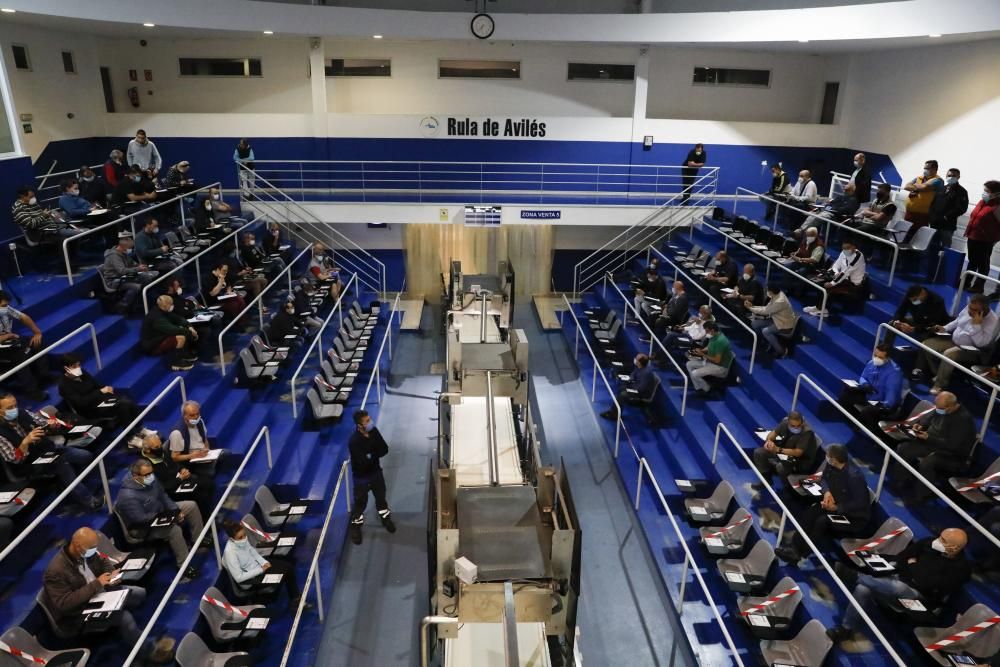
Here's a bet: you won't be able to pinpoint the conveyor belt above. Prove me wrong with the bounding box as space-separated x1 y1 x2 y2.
450 397 522 487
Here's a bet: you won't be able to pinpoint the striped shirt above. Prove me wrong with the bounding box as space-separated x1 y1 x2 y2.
11 200 54 231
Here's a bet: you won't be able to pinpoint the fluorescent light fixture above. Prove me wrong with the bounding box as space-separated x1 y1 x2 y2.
373 34 383 39
929 33 942 38
798 39 810 43
263 30 274 35
143 22 155 27
1 8 16 13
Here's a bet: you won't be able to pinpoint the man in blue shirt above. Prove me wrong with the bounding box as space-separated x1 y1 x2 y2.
836 343 904 436
600 353 656 421
776 444 870 565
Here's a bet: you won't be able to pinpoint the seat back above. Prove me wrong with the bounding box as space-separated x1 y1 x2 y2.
113 507 143 546
743 539 775 576
707 481 735 512
254 485 282 518
792 619 834 665
605 319 622 340
907 225 937 251
641 374 661 404
320 359 338 385
175 632 210 667
239 348 259 377
95 530 128 562
765 576 803 618
307 387 331 419
906 399 934 421
34 590 73 640
722 508 754 544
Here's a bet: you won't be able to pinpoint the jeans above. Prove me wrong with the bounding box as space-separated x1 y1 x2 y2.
752 317 791 355
842 573 919 631
686 358 728 391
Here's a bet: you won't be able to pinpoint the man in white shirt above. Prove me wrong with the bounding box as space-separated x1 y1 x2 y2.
748 283 796 358
912 293 999 394
788 170 818 206
803 240 866 317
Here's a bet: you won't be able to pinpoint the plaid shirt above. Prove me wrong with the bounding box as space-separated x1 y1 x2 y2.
0 413 45 463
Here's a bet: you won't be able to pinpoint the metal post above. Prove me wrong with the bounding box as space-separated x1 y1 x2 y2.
874 450 892 501
711 427 720 464
634 461 644 510
614 419 621 458
314 568 325 621
265 429 273 469
129 215 136 240
983 389 998 441
375 366 381 404
677 554 690 610
776 511 787 544
211 521 222 567
591 365 597 401
98 460 112 513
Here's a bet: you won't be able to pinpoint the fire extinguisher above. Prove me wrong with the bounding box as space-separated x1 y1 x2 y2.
127 86 140 108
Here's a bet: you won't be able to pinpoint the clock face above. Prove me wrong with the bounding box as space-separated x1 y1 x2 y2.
471 13 495 40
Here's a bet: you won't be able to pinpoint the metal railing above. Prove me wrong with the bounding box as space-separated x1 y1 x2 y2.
0 376 187 565
140 218 263 314
738 187 901 287
280 459 352 667
123 425 274 666
63 182 221 285
34 163 103 207
699 220 829 331
0 323 101 385
239 168 386 298
572 169 719 295
951 270 1000 315
360 291 403 410
602 272 688 415
828 170 902 200
250 159 718 206
216 245 312 375
650 247 759 373
874 323 999 442
288 273 358 418
709 422 906 665
791 372 1000 550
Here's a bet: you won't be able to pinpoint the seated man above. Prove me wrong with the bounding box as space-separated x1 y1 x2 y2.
724 263 763 318
685 321 733 396
703 250 738 299
751 410 819 488
787 170 819 209
632 265 667 321
794 182 860 239
852 182 897 237
166 279 221 359
775 444 870 565
826 528 970 645
293 279 324 333
747 283 796 358
140 295 198 371
763 163 791 220
134 218 181 274
888 284 950 342
837 344 904 435
803 240 866 318
110 165 157 210
204 187 246 228
269 299 303 343
651 281 690 336
309 242 344 300
41 527 173 664
912 293 999 394
116 459 201 579
263 222 292 264
57 179 98 220
162 161 193 190
58 354 145 447
12 185 78 242
0 289 49 401
0 392 103 510
654 304 713 356
101 233 156 314
168 401 219 471
77 166 107 206
221 518 300 606
789 227 826 274
225 250 267 300
600 353 656 421
895 391 977 500
240 230 283 279
140 433 213 513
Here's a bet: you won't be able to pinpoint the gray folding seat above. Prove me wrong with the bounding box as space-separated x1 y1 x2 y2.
0 626 89 667
320 359 358 387
255 485 307 529
314 375 350 404
949 456 1000 505
759 619 832 667
717 539 773 593
840 517 912 568
239 347 280 383
593 318 621 342
737 576 802 639
94 530 155 583
684 481 734 524
915 604 1000 667
0 484 34 518
198 586 266 643
241 514 295 558
307 387 344 422
699 507 753 555
333 336 364 363
176 632 250 667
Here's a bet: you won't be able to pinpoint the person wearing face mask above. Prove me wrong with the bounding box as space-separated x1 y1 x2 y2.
163 160 193 191
263 222 292 263
202 187 247 229
221 518 301 606
0 392 103 510
836 344 904 435
751 411 819 488
167 401 221 478
234 138 257 193
962 180 1000 295
202 261 247 322
57 353 145 447
135 217 181 273
77 165 107 205
101 233 157 314
601 353 657 420
787 170 818 208
0 290 50 401
826 528 970 645
649 280 690 336
116 459 202 579
127 129 162 179
747 283 796 358
901 159 945 243
11 185 78 242
912 293 999 394
888 284 950 344
895 391 976 500
929 167 969 254
703 250 738 300
111 165 157 210
654 304 714 357
763 163 791 220
103 149 128 188
847 152 872 204
680 143 707 204
725 263 763 318
41 527 175 663
308 242 345 301
348 409 395 545
794 182 859 240
57 178 98 220
632 266 667 323
686 320 733 395
852 182 897 243
775 444 870 565
803 241 866 318
268 299 304 343
789 228 826 280
240 231 284 278
141 433 213 513
141 294 198 371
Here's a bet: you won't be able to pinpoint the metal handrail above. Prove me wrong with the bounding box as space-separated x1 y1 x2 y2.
420 616 460 667
829 169 901 189
216 245 312 375
561 294 625 457
874 322 999 442
741 187 901 287
698 220 829 331
602 272 688 415
0 323 101 385
35 163 103 205
791 372 1000 550
241 168 386 297
62 181 221 285
360 292 403 410
951 270 1000 315
288 273 359 418
122 425 274 666
633 457 746 666
280 458 352 667
0 376 187 565
140 218 263 314
709 422 906 665
650 247 759 373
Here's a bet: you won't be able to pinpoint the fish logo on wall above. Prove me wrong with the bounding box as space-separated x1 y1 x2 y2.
419 116 440 137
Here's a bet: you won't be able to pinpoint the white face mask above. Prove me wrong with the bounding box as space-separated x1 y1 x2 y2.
922 169 931 178
248 240 255 246
28 197 37 205
984 191 994 203
66 366 83 377
843 249 855 258
931 538 948 554
211 194 220 201
742 272 751 281
853 160 860 169
946 177 958 185
69 188 80 196
871 356 886 367
167 305 174 313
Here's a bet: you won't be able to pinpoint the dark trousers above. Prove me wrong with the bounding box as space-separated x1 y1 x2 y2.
249 559 299 601
681 168 697 203
791 503 866 555
964 240 997 293
90 393 141 431
351 470 389 524
836 386 897 437
0 344 49 393
896 440 970 489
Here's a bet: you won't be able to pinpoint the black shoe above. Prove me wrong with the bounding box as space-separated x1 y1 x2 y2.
349 522 363 545
909 368 924 380
750 482 765 492
182 566 199 580
774 546 801 564
826 626 853 643
199 533 214 549
85 496 104 511
25 389 48 402
381 515 396 533
599 410 617 420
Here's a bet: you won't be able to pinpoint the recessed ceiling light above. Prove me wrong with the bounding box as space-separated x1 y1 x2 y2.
373 34 383 39
1 8 16 13
263 30 274 35
143 22 155 28
929 33 942 38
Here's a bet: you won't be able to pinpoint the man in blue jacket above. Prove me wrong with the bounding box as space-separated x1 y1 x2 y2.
836 343 904 436
58 179 98 220
116 459 202 578
600 353 657 421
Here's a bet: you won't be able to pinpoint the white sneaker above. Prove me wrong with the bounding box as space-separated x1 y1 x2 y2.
803 306 818 315
140 427 157 437
815 309 830 317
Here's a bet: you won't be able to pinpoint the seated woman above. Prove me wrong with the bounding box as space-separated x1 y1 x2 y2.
308 242 344 301
202 262 247 323
221 518 300 607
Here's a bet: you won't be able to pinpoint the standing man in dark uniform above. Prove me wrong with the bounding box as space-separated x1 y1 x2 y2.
681 143 707 204
348 409 395 545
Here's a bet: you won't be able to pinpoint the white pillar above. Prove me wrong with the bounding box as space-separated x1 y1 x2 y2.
630 46 650 147
308 37 328 139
